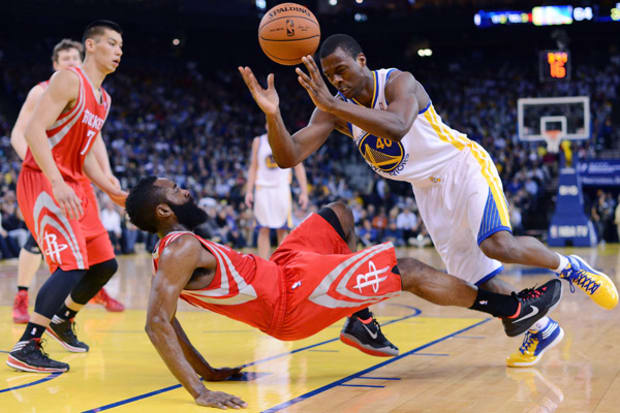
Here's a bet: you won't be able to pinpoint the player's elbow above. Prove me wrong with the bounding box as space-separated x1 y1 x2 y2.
272 154 297 169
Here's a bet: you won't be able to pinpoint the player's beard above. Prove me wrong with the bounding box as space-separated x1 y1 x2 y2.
169 199 208 231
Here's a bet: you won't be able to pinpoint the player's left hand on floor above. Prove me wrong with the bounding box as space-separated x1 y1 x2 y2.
195 390 247 409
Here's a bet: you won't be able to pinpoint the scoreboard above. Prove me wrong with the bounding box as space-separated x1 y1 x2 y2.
539 50 571 82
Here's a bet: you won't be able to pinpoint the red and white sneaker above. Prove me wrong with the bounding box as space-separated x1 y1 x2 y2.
90 288 125 312
12 290 30 324
7 338 69 373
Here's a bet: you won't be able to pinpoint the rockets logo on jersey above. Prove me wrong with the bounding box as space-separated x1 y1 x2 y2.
357 132 408 174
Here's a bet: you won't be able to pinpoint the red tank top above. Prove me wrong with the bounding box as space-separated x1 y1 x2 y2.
152 231 285 335
23 67 111 183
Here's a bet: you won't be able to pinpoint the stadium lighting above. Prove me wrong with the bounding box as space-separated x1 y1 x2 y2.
255 0 266 10
417 48 432 57
355 0 364 4
329 0 338 6
172 38 180 46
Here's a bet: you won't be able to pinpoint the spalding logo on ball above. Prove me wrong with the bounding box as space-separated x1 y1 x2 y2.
258 2 321 66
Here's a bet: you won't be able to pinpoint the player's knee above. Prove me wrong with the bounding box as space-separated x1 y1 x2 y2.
479 231 514 261
89 258 118 284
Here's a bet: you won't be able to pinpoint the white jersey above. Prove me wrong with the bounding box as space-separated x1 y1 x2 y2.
255 134 291 187
342 68 471 186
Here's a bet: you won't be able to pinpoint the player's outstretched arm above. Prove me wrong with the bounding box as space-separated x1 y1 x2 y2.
25 70 83 219
238 66 335 168
10 84 45 160
146 235 247 409
297 56 420 142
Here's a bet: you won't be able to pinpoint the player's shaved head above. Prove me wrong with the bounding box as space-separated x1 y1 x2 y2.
126 176 162 233
82 19 123 45
319 34 363 60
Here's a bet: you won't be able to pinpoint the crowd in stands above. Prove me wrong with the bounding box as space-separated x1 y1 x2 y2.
1 42 619 260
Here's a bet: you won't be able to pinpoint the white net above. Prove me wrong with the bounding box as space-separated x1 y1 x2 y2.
543 130 562 153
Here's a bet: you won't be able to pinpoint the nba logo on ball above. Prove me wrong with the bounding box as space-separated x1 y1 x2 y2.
286 19 295 36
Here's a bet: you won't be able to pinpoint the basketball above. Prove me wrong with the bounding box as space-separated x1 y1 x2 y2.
258 2 320 66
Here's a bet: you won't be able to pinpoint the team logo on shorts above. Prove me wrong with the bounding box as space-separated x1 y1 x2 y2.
357 133 405 172
352 260 389 293
43 232 68 264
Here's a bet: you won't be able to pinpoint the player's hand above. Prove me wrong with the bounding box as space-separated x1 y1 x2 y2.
244 192 253 208
195 389 247 409
296 55 337 113
51 180 83 220
108 189 129 208
298 192 309 210
238 66 280 115
201 366 243 382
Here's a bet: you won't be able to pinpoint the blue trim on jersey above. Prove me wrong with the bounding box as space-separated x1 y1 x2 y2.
351 70 378 108
347 122 353 135
418 101 431 114
385 68 396 83
477 188 512 245
475 265 504 286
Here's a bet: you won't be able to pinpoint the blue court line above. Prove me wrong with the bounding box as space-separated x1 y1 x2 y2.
0 350 8 353
357 376 401 380
308 349 339 352
261 318 491 413
413 353 449 356
0 372 62 394
81 306 422 412
453 335 485 339
339 384 385 388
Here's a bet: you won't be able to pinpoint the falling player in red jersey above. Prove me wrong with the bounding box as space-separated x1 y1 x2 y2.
10 38 124 325
124 176 562 409
7 20 127 374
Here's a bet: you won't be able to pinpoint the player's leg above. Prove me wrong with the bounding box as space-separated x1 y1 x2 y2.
480 230 617 310
275 228 288 245
396 256 562 337
47 258 119 353
318 202 399 356
257 227 271 259
12 234 42 324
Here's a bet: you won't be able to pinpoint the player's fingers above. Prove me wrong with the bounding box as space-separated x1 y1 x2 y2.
267 73 275 90
297 76 312 93
302 55 320 78
295 67 311 83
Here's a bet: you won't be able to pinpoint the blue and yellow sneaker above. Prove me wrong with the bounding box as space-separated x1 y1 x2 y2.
558 255 618 310
506 319 564 367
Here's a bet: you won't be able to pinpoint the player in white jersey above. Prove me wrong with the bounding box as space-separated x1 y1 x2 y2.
239 33 618 367
245 133 309 259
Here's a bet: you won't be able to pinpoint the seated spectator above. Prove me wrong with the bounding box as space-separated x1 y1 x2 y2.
383 221 404 247
358 218 378 247
101 199 122 253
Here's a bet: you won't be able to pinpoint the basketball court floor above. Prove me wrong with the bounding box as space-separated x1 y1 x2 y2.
0 244 618 412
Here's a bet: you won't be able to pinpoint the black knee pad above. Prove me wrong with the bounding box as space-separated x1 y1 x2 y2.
70 259 119 304
23 234 41 255
33 269 86 318
317 207 347 242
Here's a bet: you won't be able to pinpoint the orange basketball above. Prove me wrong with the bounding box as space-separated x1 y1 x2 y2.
258 3 321 66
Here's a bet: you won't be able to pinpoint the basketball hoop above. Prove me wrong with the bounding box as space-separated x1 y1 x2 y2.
543 129 562 153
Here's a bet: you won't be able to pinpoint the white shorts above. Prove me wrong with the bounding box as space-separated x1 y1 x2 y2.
254 184 292 229
412 143 512 285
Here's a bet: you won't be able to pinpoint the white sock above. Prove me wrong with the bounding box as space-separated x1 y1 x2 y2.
553 253 569 273
529 316 550 333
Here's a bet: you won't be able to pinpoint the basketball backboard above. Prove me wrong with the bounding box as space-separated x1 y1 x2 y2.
517 96 590 143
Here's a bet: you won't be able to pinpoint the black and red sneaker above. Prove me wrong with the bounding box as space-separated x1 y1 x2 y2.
340 314 399 357
47 317 89 352
502 279 562 337
6 338 69 373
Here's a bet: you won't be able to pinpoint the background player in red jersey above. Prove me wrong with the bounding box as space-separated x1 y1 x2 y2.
7 20 127 374
124 176 561 409
10 38 124 325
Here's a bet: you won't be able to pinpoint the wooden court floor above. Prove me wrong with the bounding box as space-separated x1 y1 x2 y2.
0 244 618 412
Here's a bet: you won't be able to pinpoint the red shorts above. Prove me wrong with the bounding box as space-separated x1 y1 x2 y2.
268 213 402 341
17 168 115 273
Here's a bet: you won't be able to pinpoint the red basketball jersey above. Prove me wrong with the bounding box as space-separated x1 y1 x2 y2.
152 231 284 335
23 67 111 182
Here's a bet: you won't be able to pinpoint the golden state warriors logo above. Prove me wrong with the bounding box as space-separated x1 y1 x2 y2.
357 133 405 173
265 155 279 169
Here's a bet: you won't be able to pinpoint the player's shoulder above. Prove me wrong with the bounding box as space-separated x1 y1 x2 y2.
384 68 416 86
47 69 81 96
